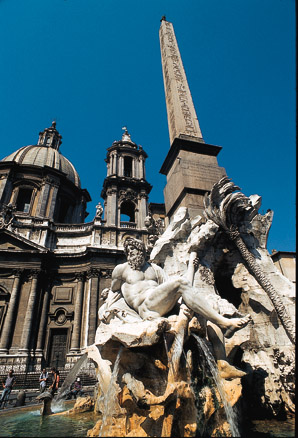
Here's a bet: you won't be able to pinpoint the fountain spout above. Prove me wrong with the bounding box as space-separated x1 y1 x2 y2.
36 391 53 416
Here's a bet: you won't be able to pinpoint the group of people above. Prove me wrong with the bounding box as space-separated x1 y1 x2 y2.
0 367 83 409
39 367 60 396
39 368 83 399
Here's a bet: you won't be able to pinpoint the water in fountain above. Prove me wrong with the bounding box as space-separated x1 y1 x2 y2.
0 405 96 437
163 333 170 358
192 334 240 437
55 353 88 403
99 346 123 437
163 317 190 383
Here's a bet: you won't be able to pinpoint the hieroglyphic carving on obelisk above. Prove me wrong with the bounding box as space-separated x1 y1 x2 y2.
159 19 204 146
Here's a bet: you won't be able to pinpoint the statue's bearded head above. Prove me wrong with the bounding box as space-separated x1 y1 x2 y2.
124 238 146 270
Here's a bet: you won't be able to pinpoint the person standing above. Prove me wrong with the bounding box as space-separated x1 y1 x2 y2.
0 369 16 409
39 368 48 393
48 367 60 397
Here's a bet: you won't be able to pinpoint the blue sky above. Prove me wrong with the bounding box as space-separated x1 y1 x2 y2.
0 0 295 252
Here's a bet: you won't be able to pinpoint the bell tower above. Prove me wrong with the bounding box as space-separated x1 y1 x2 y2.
159 18 226 220
101 128 152 229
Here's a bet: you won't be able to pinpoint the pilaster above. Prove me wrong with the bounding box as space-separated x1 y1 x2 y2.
0 269 23 353
106 188 118 226
70 272 85 351
87 269 100 345
36 279 52 353
19 270 40 353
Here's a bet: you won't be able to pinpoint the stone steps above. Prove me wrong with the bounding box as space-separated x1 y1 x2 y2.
0 370 97 391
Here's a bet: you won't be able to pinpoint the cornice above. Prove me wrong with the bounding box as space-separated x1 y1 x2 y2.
160 137 222 175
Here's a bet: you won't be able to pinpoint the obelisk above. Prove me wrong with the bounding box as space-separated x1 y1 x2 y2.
159 18 226 220
159 19 204 145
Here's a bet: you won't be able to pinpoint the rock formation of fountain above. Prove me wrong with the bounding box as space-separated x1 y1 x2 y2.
66 177 295 437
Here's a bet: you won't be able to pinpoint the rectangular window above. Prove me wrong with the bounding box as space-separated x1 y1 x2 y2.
16 188 33 213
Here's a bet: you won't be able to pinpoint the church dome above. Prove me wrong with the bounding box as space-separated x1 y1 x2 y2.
1 121 81 188
2 145 81 188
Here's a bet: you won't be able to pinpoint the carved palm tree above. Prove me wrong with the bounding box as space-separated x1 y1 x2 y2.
204 176 295 345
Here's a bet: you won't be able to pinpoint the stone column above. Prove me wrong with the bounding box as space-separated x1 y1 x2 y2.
106 188 117 227
112 153 118 175
111 153 115 174
19 270 40 353
115 153 119 175
136 158 140 179
70 273 85 351
138 193 148 228
119 156 123 177
139 156 144 179
35 281 52 353
87 269 100 345
0 269 23 353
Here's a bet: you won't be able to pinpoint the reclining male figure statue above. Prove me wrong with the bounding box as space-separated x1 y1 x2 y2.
110 238 251 339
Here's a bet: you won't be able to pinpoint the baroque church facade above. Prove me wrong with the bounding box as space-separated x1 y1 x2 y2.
0 121 164 372
0 19 294 373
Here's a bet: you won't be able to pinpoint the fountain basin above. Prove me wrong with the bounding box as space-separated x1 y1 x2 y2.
0 401 98 437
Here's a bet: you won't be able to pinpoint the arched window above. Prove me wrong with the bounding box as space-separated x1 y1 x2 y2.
124 156 133 177
16 187 33 213
120 201 135 223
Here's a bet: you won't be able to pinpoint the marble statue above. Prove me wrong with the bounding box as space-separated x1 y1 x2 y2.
63 177 295 436
107 237 250 334
95 201 103 219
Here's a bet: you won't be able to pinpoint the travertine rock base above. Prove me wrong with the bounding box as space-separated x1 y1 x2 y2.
85 333 244 437
52 396 95 416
